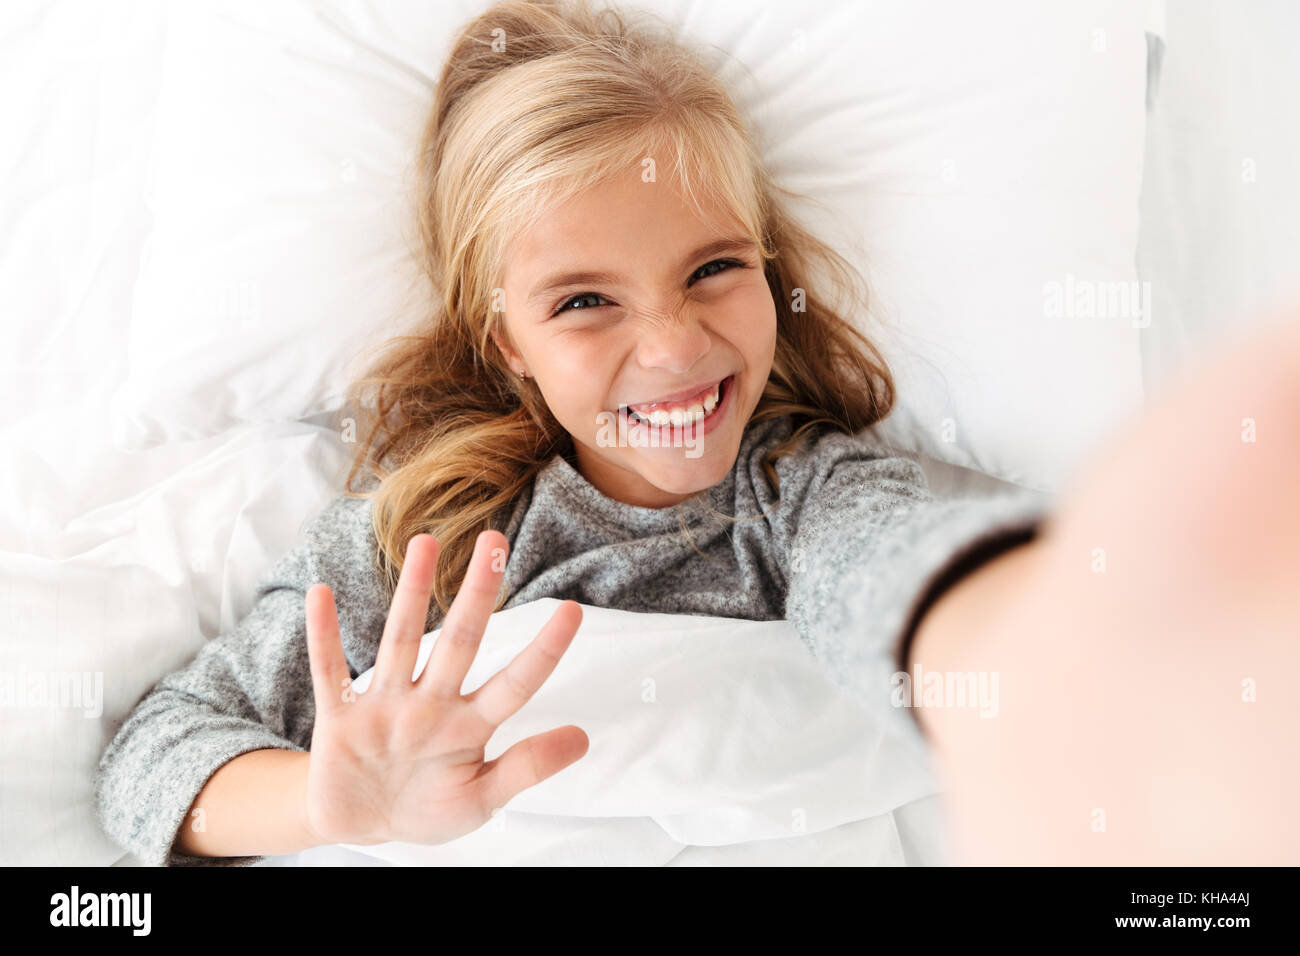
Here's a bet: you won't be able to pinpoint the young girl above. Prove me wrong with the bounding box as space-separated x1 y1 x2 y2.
95 0 1300 866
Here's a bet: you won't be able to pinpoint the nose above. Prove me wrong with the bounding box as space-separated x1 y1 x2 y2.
631 305 711 375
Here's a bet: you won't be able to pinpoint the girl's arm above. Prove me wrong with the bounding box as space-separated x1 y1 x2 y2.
907 312 1300 864
94 493 387 866
99 516 587 865
173 750 318 858
776 425 1051 762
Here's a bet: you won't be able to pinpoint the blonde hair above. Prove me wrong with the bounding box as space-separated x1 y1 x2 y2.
342 0 896 615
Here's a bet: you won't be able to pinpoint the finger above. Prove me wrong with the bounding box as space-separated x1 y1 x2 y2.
479 724 590 813
305 584 352 720
371 534 439 693
466 600 582 726
417 529 508 698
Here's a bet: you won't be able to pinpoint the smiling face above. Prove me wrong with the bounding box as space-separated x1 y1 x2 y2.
494 173 778 508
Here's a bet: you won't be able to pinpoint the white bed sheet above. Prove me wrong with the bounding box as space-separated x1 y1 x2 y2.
0 0 367 865
254 599 950 867
1135 0 1300 393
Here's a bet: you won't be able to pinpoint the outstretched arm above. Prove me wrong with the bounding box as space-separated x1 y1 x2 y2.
910 312 1300 864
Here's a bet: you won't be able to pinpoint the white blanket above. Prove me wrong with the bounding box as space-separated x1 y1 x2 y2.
271 599 948 866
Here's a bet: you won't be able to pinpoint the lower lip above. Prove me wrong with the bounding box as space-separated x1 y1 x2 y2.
621 374 735 442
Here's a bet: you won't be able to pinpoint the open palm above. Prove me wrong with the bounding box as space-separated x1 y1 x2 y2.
301 529 589 847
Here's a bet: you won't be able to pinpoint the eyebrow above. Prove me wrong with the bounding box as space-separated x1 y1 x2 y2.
524 236 758 306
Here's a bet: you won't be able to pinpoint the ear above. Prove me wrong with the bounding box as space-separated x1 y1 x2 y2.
489 323 522 371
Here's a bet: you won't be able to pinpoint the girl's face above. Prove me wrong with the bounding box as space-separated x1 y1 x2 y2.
495 174 778 508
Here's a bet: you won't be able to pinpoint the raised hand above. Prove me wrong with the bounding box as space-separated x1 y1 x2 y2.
301 529 589 847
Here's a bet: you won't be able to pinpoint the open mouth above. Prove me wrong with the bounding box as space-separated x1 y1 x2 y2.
619 374 734 429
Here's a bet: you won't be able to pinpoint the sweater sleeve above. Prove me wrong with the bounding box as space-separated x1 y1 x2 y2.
775 426 1052 755
93 492 387 867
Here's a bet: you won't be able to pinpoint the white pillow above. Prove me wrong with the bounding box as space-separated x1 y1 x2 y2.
113 0 1153 491
291 598 944 866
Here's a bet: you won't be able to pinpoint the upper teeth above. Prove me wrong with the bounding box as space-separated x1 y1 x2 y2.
629 381 721 427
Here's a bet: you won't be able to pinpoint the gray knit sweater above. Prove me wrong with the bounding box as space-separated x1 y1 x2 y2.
94 414 1049 866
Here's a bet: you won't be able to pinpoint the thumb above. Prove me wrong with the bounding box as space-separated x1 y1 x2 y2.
479 725 589 813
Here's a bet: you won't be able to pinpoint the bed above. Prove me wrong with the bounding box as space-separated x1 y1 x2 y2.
3 0 1297 866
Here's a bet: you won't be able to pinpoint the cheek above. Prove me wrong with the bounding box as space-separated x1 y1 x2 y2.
554 334 613 376
725 287 777 363
535 331 621 412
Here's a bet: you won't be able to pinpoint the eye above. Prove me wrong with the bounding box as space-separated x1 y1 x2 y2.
550 258 749 317
551 291 609 316
689 258 746 283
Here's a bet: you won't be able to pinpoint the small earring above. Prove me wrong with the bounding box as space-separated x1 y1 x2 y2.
518 368 528 379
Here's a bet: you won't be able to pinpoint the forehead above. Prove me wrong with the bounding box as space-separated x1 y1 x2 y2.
503 172 744 278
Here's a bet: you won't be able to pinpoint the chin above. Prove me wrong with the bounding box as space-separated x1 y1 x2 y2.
634 439 736 495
